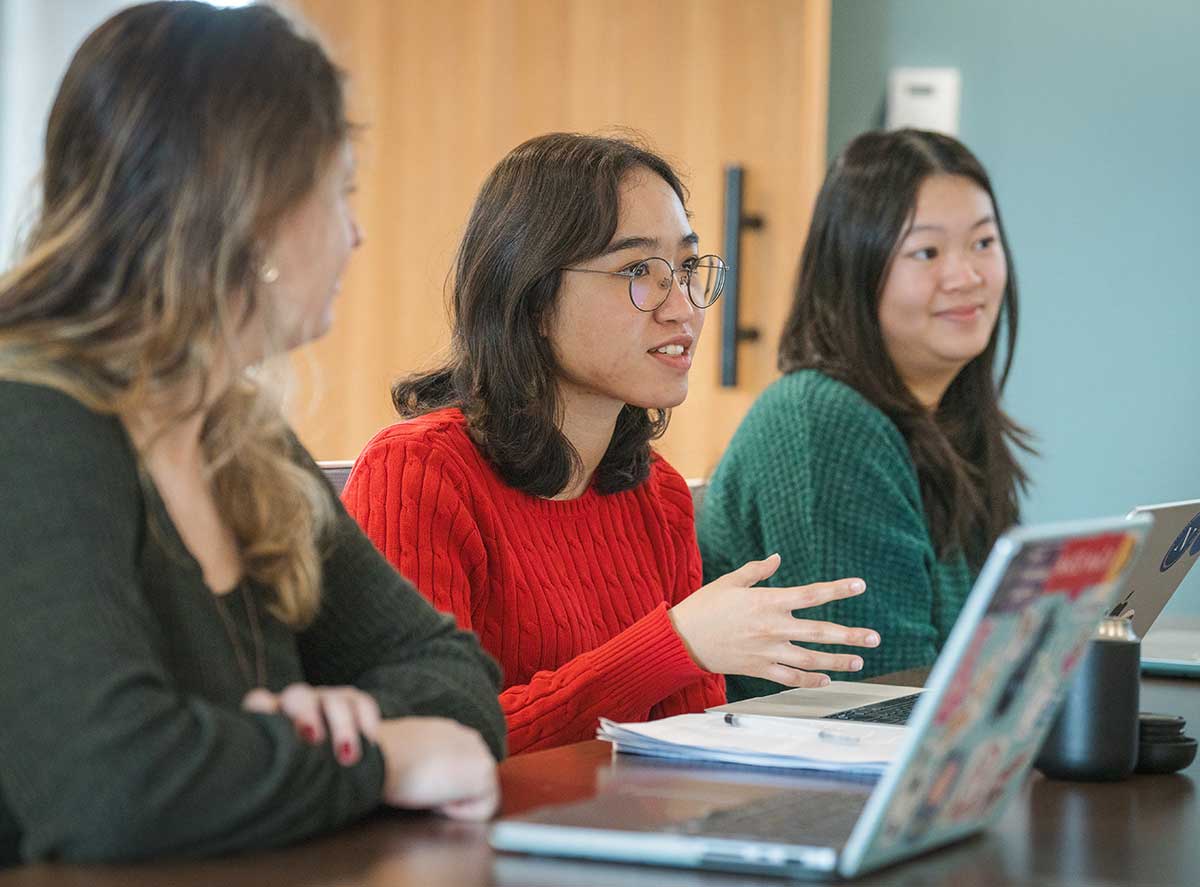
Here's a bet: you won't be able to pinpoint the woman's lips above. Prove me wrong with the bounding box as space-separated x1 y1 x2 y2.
936 305 984 322
648 345 693 371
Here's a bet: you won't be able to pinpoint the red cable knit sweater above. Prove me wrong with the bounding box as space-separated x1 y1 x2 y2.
343 408 726 753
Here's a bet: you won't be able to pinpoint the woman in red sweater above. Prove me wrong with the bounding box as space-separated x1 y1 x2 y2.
344 133 881 753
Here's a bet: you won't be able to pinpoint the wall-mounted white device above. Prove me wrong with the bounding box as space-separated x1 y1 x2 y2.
886 67 961 136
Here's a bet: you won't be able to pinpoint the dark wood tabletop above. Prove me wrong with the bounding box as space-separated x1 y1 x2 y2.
3 675 1198 886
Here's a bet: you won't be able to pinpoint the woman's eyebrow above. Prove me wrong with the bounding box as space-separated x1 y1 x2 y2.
601 231 700 256
903 214 995 237
600 235 658 256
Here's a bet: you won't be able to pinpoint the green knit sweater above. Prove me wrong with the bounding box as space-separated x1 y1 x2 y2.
0 381 505 866
697 370 973 700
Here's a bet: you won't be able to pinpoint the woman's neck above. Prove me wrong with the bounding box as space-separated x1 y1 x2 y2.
132 410 205 462
552 385 624 500
121 352 241 456
900 365 961 411
121 376 244 595
121 362 234 467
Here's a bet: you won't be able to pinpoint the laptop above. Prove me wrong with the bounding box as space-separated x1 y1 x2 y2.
490 516 1151 880
1112 500 1200 635
1109 500 1200 676
711 679 924 725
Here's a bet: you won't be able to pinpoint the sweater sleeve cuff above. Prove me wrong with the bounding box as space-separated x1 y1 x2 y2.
592 602 709 700
503 603 711 753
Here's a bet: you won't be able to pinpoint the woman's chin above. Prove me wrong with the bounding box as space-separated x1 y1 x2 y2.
285 313 335 353
629 386 689 411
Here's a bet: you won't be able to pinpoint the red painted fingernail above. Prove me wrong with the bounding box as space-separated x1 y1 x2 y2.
338 742 355 764
300 725 318 744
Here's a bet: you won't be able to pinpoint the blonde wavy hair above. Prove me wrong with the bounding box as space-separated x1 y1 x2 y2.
0 1 349 627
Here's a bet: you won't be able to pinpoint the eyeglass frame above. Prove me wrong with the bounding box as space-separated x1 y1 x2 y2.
560 254 730 312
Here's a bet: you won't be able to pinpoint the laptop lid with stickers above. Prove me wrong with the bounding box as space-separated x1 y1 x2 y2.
840 516 1149 878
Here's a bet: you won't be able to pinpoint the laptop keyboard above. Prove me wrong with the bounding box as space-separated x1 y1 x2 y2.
669 789 868 846
823 692 922 725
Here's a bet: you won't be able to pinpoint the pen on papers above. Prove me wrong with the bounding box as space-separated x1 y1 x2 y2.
723 713 861 746
723 713 777 728
817 729 861 746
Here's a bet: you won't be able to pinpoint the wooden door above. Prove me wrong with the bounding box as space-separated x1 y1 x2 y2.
291 0 829 480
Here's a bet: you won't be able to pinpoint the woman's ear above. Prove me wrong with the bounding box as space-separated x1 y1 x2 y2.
254 238 280 285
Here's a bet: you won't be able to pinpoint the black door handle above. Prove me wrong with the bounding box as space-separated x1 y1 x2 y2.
720 166 763 387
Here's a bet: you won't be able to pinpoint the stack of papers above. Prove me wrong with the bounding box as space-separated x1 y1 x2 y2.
597 712 908 775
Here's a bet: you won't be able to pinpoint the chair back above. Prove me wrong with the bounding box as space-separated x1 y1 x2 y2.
317 460 355 497
685 477 709 517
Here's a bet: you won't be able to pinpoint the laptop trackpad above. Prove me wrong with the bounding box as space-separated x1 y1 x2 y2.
515 780 869 850
669 788 868 848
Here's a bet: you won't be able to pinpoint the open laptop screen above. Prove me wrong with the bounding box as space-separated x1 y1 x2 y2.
845 521 1147 876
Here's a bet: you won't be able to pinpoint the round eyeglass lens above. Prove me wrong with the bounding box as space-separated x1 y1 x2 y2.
628 256 727 310
688 256 727 308
629 258 673 311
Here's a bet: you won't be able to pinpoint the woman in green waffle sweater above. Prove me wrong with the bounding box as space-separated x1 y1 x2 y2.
0 1 504 866
699 129 1034 698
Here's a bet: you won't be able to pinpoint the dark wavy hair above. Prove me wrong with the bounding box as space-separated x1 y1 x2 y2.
778 129 1034 566
392 132 687 497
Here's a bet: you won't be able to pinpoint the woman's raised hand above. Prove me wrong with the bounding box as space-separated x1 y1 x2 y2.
668 553 881 687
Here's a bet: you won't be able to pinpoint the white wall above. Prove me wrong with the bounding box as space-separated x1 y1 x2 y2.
0 0 130 269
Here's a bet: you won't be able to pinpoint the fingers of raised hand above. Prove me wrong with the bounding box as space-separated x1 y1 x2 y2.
778 578 867 611
726 553 782 588
763 664 832 688
774 644 864 674
787 620 880 649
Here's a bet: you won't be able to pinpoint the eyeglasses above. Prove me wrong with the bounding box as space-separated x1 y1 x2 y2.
561 254 729 312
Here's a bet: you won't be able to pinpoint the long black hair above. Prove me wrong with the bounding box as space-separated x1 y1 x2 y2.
392 132 688 497
779 129 1034 566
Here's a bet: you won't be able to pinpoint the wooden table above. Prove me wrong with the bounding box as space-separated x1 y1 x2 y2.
3 676 1198 886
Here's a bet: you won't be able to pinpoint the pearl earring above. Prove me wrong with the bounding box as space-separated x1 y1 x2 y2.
259 262 280 284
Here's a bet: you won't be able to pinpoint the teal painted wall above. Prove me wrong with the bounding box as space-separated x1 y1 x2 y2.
828 0 1200 617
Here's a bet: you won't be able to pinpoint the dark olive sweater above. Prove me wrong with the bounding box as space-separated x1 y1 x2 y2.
0 381 505 866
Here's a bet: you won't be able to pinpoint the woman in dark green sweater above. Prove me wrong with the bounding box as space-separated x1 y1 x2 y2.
699 130 1033 698
0 1 504 866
